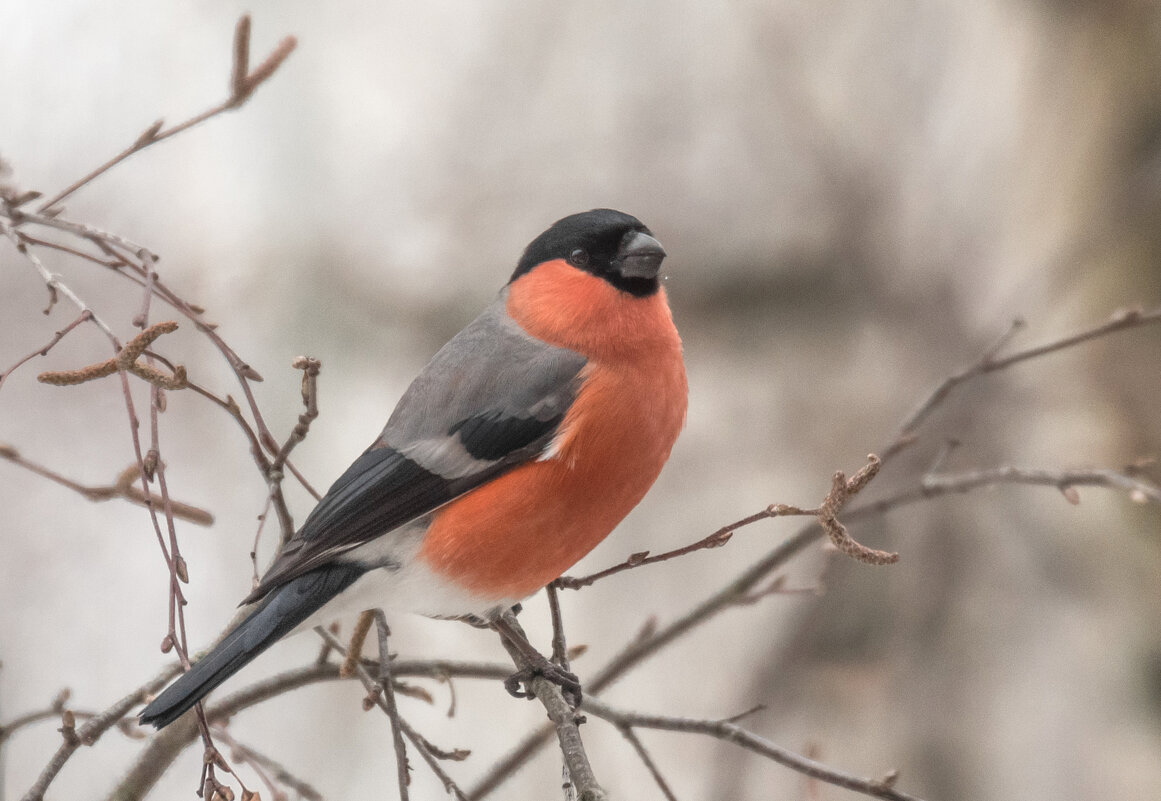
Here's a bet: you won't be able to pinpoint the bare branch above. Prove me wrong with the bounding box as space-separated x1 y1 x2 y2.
211 727 324 801
132 249 157 328
312 627 476 801
884 306 1161 461
0 219 120 341
854 464 1161 515
493 610 606 800
265 355 322 544
470 516 836 799
103 657 507 801
106 664 337 801
0 310 92 390
270 356 321 472
21 665 182 801
545 582 571 670
11 211 318 513
0 449 213 525
0 689 78 746
394 717 470 801
561 454 890 591
34 16 297 213
617 726 680 801
583 696 924 801
374 612 413 801
557 507 777 589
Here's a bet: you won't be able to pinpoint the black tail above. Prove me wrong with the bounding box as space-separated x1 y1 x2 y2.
139 564 365 728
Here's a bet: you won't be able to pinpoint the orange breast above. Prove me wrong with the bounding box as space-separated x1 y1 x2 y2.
417 260 687 600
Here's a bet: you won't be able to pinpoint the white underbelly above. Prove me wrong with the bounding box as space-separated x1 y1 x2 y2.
285 520 518 635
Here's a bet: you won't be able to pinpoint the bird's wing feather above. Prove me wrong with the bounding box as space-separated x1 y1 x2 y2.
242 294 586 604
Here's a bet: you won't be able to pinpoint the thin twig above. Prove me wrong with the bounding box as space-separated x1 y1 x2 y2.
374 611 412 801
617 727 679 801
34 16 297 213
0 449 213 525
583 696 923 801
866 464 1161 512
545 582 571 670
106 663 338 801
10 210 318 511
0 689 82 746
0 310 92 390
560 454 889 590
132 249 157 328
105 657 505 801
138 346 228 796
12 207 310 486
267 356 322 544
211 726 324 801
0 710 68 747
0 218 119 340
16 232 129 269
883 306 1161 461
271 356 321 472
20 665 181 801
557 507 778 589
395 717 471 801
313 627 477 800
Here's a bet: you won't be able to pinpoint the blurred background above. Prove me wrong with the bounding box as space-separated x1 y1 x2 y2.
3 1 1161 799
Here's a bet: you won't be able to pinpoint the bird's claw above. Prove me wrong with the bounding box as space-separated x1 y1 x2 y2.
503 661 582 706
457 613 493 629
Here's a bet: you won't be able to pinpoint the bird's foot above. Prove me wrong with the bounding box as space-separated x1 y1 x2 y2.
456 613 492 629
457 603 522 629
504 655 582 707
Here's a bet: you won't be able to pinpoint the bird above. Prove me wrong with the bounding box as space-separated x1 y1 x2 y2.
139 208 687 728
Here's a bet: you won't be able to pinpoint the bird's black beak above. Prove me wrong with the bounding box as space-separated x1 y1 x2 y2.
614 231 666 279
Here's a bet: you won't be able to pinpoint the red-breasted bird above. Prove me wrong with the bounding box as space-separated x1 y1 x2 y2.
139 209 687 728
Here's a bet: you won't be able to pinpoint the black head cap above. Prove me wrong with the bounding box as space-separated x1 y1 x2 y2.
510 209 666 297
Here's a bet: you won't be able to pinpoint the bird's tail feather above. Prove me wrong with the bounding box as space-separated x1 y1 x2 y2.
139 564 365 729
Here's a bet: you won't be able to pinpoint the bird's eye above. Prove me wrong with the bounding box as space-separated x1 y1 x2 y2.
569 248 590 267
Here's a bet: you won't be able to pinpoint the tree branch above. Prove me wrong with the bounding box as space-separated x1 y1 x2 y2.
374 611 412 801
883 306 1161 460
35 16 297 214
313 626 475 801
0 310 92 390
104 657 508 801
494 610 607 801
21 665 181 801
582 696 924 801
0 448 213 526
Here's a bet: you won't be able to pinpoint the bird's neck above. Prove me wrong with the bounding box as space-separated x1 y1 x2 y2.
505 259 682 364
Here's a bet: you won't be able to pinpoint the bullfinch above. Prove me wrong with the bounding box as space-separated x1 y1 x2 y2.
139 208 687 728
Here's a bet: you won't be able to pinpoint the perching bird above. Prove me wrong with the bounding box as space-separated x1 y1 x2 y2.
139 209 687 728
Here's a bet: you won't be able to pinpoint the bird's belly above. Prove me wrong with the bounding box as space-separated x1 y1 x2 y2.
417 359 685 600
292 555 517 626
